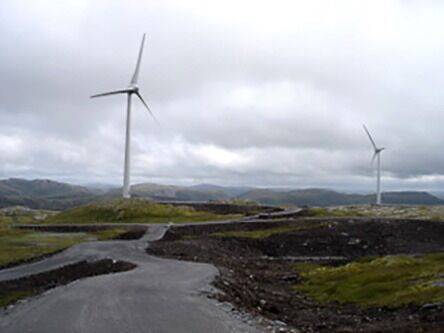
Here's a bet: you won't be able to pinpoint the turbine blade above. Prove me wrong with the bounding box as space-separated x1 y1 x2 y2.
90 89 130 98
130 34 146 85
363 124 378 150
371 151 378 164
135 91 158 123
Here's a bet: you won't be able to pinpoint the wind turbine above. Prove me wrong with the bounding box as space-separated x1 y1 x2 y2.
363 124 385 205
91 34 156 198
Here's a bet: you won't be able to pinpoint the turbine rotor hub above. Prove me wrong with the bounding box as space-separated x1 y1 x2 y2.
129 84 139 92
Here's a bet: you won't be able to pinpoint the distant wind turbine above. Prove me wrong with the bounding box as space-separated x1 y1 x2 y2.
91 34 156 198
363 124 385 205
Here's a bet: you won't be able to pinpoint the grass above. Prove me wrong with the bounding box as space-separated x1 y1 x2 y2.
92 228 128 240
294 253 444 308
0 226 129 268
46 199 242 224
211 221 334 239
0 226 131 308
307 205 444 221
0 207 57 225
0 290 33 308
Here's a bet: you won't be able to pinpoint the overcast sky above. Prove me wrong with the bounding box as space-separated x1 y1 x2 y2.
1 0 444 191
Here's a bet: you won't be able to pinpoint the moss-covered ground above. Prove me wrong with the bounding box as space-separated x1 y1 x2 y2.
294 253 444 307
0 207 57 225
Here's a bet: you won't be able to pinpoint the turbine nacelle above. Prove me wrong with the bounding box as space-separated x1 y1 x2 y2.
375 147 385 154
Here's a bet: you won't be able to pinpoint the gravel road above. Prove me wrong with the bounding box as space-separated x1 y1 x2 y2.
0 225 260 333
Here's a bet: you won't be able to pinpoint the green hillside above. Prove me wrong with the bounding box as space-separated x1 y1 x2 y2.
46 199 242 224
0 178 99 210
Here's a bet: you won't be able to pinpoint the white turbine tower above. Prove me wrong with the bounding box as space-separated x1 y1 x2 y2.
91 34 156 198
363 124 385 205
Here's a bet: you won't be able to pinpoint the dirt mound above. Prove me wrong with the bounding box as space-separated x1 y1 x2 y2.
254 218 444 258
167 218 444 258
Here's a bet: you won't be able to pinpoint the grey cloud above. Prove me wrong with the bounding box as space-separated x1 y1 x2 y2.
1 0 444 190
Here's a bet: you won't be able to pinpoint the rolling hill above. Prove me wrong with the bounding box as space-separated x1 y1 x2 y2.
107 183 231 201
1 178 443 209
237 188 444 206
0 178 99 210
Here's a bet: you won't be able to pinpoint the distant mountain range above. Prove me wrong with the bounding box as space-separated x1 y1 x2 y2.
237 188 444 206
0 178 443 210
0 178 97 210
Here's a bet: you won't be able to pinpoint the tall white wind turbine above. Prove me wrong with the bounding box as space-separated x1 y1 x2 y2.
91 34 156 198
363 125 385 205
